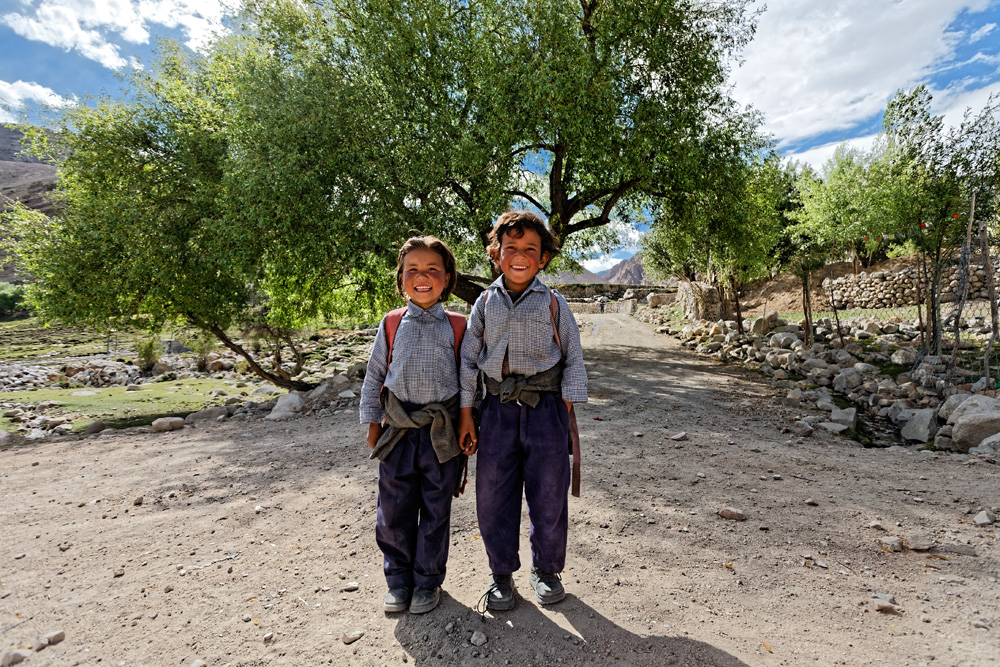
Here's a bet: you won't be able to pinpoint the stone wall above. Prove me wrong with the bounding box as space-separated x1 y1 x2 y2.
825 259 1000 309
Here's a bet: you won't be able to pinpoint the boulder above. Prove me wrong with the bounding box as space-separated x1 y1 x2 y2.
899 408 937 443
947 394 1000 425
830 407 857 429
265 392 307 421
769 332 799 349
938 392 972 422
952 409 1000 452
152 417 185 432
890 347 919 366
646 293 674 308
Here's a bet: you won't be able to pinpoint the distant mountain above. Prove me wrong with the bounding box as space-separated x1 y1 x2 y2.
540 267 607 285
603 252 651 285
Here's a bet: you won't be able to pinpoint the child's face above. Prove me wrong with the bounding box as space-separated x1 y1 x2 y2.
497 228 549 292
401 247 450 309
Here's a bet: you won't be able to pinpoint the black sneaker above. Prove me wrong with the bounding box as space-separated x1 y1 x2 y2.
529 567 565 605
478 573 515 612
383 587 411 613
409 587 441 614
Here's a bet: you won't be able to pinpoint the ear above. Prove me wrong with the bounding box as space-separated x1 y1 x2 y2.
539 251 550 270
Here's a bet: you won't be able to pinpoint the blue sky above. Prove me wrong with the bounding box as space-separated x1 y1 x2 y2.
2 0 999 272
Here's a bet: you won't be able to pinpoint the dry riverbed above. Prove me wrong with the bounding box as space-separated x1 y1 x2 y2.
1 314 998 666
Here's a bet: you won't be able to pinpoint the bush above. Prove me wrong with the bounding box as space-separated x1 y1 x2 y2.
0 283 26 316
134 335 161 373
185 332 217 372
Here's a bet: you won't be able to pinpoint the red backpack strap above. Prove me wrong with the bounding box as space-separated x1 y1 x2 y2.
445 311 467 364
383 307 407 366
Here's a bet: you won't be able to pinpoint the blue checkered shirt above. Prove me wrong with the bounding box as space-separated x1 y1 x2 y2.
359 301 461 424
460 275 588 407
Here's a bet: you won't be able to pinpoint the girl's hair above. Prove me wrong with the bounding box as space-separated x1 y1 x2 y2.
486 210 561 265
395 236 458 302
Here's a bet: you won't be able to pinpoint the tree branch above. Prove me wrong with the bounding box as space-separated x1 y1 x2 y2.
504 189 550 216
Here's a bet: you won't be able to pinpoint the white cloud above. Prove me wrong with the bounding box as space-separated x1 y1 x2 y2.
969 22 996 42
732 0 997 148
1 0 233 70
0 79 73 122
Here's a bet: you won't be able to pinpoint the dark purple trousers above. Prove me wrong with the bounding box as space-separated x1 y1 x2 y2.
475 391 570 575
376 421 463 590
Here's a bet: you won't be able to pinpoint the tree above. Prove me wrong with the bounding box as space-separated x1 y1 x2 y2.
241 0 765 298
1 42 370 390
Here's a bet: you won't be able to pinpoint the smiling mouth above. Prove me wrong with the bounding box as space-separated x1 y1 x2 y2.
414 286 431 292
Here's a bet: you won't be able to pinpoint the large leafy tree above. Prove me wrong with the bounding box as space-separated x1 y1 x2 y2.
4 0 766 387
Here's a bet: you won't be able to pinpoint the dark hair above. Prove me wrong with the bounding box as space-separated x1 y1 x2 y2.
395 236 458 302
486 210 561 265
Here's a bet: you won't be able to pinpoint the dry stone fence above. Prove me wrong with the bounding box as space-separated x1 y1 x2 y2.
826 258 1000 309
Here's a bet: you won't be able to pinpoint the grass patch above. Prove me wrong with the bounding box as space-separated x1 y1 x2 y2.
0 317 118 363
831 395 852 410
879 362 911 379
0 378 267 433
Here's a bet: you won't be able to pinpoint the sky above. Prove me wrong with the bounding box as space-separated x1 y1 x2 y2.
1 0 999 273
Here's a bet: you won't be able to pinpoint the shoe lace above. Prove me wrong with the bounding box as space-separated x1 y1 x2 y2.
475 583 498 620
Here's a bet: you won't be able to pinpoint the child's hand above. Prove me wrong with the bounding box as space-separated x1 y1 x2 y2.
563 399 573 413
366 422 383 450
458 408 478 456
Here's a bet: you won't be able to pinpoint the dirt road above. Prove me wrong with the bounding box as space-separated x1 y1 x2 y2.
1 314 998 666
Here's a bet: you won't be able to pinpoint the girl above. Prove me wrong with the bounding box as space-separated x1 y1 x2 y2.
359 236 467 614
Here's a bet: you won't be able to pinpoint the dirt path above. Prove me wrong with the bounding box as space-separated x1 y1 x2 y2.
1 314 998 666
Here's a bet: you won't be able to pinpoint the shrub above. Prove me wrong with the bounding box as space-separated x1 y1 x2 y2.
185 332 217 372
134 335 161 373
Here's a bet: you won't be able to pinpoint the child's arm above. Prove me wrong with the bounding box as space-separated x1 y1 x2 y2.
457 293 486 453
554 293 588 404
359 317 390 429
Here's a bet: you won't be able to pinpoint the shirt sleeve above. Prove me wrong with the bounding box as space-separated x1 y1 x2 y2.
555 292 588 403
459 293 486 408
358 318 389 423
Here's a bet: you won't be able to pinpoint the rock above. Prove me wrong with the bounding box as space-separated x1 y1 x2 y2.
804 498 819 506
890 347 919 366
938 392 972 422
937 543 976 556
251 383 280 396
152 417 185 432
973 510 996 526
907 534 935 551
83 420 106 435
791 421 814 437
717 507 746 521
830 407 857 429
947 394 1000 425
900 408 937 443
306 381 341 404
185 406 229 424
669 431 688 441
1 649 31 666
878 536 904 552
818 422 850 433
342 629 364 644
769 332 799 349
113 567 124 577
470 630 488 647
190 661 207 667
125 384 143 392
338 390 357 399
42 630 64 645
341 582 360 592
952 409 1000 452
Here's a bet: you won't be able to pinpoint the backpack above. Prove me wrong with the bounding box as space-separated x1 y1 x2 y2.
382 306 469 496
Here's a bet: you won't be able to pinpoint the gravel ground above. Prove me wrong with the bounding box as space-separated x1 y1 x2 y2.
1 313 998 667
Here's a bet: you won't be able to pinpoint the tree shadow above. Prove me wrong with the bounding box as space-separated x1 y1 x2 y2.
390 592 751 666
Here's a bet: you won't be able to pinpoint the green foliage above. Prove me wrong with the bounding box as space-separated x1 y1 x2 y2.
0 283 27 316
886 241 919 259
134 334 161 373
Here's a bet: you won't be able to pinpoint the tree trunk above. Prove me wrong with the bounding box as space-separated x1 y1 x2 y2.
801 271 814 346
454 273 492 305
206 323 315 391
732 276 744 335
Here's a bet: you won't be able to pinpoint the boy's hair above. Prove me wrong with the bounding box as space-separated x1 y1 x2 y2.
395 236 458 302
487 210 561 265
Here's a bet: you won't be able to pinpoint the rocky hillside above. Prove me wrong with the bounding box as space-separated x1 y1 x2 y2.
602 252 651 285
1 126 58 282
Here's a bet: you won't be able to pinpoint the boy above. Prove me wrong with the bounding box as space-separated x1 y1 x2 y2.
457 210 587 611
